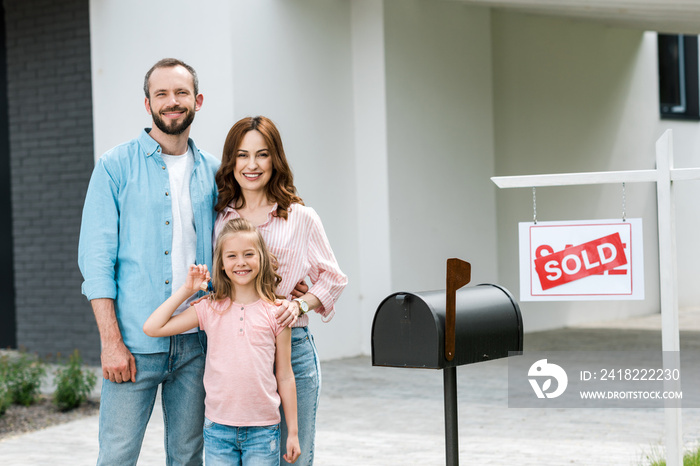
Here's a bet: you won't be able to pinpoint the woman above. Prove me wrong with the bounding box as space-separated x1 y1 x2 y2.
214 116 347 465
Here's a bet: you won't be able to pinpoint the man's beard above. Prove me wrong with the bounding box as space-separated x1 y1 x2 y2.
151 105 195 136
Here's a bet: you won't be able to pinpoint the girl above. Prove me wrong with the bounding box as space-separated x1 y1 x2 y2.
214 116 348 465
143 218 301 465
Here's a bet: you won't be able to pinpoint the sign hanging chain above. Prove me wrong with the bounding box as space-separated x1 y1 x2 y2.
531 184 625 223
621 182 626 222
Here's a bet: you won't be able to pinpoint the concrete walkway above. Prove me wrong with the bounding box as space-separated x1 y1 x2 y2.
2 310 700 465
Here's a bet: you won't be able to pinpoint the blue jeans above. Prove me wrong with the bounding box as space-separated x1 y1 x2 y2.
97 332 206 466
280 327 321 465
203 419 280 466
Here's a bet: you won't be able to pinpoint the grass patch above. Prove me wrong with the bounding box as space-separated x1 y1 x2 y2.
644 446 700 466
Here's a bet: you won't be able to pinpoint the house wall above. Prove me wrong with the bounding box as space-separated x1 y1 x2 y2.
89 0 235 160
90 0 361 360
227 0 361 359
384 0 499 292
88 0 500 359
49 0 700 363
5 0 99 361
492 11 666 331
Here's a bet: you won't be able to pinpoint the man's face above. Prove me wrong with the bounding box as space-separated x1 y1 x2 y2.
145 65 202 136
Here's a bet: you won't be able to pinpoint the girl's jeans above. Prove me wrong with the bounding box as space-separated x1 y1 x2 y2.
204 420 280 466
280 326 321 465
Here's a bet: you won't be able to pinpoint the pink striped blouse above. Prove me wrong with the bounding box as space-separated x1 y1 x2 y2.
214 203 348 327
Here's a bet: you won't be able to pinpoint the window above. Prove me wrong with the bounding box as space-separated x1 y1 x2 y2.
658 34 700 120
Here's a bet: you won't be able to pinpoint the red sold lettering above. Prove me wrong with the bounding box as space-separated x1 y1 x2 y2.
535 244 554 258
534 233 628 290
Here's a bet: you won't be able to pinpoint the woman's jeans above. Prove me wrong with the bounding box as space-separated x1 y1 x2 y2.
280 326 321 465
97 332 206 466
204 419 280 466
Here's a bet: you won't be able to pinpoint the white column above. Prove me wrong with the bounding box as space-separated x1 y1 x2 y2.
351 0 392 354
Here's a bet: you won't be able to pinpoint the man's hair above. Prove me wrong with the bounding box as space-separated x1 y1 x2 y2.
143 58 199 98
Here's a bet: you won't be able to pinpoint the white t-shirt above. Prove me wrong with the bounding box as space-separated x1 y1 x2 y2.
162 148 197 332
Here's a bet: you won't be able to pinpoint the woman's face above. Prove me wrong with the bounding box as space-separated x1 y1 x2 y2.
234 130 273 193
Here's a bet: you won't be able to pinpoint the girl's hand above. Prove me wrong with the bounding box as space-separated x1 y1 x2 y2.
283 434 301 463
184 264 210 294
275 299 299 328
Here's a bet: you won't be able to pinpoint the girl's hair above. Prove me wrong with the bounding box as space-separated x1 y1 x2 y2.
211 218 282 304
215 116 303 220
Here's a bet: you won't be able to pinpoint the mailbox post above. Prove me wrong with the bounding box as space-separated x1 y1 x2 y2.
372 259 523 465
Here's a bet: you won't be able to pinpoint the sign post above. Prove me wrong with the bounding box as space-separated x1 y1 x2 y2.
491 129 700 466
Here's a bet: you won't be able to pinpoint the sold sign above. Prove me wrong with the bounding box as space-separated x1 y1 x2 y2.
533 233 627 290
518 219 644 301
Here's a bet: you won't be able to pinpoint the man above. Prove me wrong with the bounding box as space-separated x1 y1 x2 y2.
79 58 219 465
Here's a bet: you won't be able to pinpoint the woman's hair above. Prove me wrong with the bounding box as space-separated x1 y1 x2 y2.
215 116 303 219
211 218 282 304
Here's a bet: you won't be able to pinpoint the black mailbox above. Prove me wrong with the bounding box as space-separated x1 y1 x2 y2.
370 258 524 466
372 283 523 369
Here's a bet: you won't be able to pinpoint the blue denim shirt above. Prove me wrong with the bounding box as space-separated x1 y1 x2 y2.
78 129 220 354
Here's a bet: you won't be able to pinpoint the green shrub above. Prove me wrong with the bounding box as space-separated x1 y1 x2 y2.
0 352 46 407
0 381 11 416
53 349 97 412
0 354 9 413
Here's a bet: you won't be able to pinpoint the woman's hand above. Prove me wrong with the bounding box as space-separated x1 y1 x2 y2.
275 299 299 328
291 279 309 298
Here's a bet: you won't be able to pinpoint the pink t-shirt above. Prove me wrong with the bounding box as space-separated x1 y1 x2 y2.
194 298 284 426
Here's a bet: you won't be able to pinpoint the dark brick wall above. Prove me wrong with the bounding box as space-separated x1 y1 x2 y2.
4 0 100 364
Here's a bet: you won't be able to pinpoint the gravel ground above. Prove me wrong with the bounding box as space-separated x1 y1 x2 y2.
0 396 99 441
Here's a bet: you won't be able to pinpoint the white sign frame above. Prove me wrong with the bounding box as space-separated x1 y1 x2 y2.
491 130 700 466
